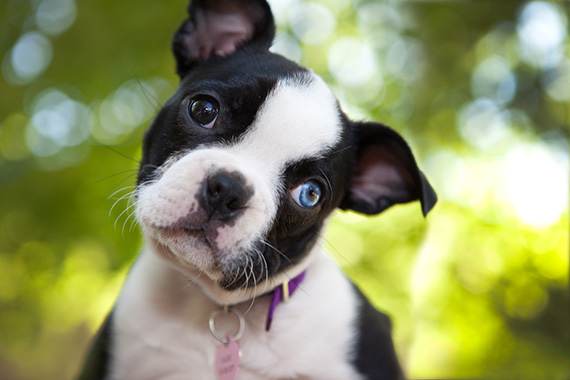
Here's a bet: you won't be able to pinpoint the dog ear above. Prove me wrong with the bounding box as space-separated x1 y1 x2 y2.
172 0 275 77
340 122 437 217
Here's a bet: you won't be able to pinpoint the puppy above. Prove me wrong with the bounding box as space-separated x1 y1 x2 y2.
78 0 437 379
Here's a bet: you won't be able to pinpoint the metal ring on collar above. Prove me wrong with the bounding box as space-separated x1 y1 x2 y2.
208 306 245 344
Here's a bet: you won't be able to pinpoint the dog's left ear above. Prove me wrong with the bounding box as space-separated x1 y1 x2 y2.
340 122 437 217
172 0 275 77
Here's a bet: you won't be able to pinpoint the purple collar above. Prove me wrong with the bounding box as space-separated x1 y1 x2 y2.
265 270 307 331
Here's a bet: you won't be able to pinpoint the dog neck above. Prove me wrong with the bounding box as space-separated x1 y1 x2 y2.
115 242 317 343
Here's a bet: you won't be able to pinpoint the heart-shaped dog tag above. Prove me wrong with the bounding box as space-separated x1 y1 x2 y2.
215 335 241 380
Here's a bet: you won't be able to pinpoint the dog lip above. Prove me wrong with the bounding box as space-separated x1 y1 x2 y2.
143 208 270 289
151 226 222 267
149 236 224 282
150 224 275 291
150 222 223 260
148 217 220 250
157 224 211 245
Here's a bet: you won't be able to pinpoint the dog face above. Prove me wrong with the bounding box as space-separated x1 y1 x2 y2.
134 0 436 303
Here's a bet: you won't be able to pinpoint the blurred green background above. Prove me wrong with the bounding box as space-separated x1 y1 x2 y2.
0 0 568 379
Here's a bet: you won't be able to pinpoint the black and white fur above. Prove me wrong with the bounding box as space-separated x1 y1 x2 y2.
78 1 437 379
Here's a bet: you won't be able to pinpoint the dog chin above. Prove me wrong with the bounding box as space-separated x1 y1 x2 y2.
147 227 266 286
147 229 222 279
146 234 276 305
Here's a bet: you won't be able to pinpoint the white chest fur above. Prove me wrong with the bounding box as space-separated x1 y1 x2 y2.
110 246 364 380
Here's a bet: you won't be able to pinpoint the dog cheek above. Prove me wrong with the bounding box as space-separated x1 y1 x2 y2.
136 160 207 228
137 190 201 228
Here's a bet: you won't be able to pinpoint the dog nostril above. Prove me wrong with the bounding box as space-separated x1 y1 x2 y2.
203 173 250 219
207 174 235 201
208 181 223 199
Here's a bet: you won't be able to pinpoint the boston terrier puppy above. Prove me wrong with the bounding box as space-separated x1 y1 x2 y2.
77 0 437 379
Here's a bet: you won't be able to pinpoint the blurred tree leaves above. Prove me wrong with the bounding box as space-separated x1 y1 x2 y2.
0 0 568 379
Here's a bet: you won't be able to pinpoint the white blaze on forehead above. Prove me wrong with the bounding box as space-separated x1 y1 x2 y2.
229 74 342 176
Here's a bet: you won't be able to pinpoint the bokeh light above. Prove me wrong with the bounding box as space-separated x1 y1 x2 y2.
36 0 77 36
517 1 568 68
290 2 336 45
4 32 53 85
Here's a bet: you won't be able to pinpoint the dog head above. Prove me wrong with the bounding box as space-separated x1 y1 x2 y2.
135 0 437 305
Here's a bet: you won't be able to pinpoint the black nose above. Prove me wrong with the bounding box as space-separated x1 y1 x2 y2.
202 172 251 220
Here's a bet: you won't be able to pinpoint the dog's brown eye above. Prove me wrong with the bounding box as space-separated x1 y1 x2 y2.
189 98 218 128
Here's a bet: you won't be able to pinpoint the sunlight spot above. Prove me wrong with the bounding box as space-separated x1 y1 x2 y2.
423 149 466 204
290 2 336 45
113 86 146 127
36 0 77 36
357 2 404 38
542 60 570 102
457 247 503 295
6 32 52 85
328 37 378 88
411 212 456 307
530 229 568 280
502 142 568 227
95 79 158 144
26 89 91 158
267 0 300 27
457 98 512 150
270 32 302 63
517 1 568 68
471 55 516 105
385 37 424 84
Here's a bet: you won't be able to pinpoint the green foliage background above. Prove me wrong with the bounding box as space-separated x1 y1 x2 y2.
0 0 568 379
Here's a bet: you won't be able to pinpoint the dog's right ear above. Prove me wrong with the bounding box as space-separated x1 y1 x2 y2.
172 0 275 78
340 122 438 218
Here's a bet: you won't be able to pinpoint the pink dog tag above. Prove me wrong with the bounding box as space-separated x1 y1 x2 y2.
215 335 241 380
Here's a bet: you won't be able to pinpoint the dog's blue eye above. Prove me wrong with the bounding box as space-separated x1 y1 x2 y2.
291 181 322 208
189 98 218 128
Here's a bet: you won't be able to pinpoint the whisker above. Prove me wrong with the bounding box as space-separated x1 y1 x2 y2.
93 169 139 185
109 189 137 218
262 241 293 265
226 262 243 289
122 200 140 235
140 163 159 171
318 167 334 202
330 145 352 156
128 211 140 232
316 231 356 269
241 257 254 301
108 185 137 200
110 173 139 194
116 202 137 234
95 143 141 165
250 257 258 307
128 72 164 112
257 248 270 294
245 246 271 314
243 256 254 291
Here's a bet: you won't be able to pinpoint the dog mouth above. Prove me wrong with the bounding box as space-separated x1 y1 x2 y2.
148 223 272 291
133 152 281 291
